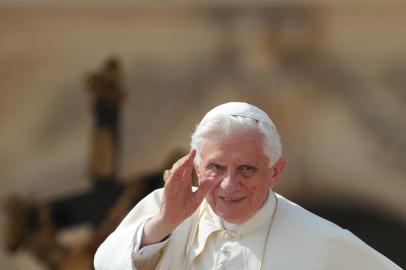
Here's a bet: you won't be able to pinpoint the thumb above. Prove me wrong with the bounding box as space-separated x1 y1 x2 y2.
193 177 220 204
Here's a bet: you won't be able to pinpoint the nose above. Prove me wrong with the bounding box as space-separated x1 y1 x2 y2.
219 172 241 192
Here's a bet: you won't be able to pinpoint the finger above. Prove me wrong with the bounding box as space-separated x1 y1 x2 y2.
171 150 195 178
170 149 193 170
181 149 196 178
171 155 188 170
192 176 221 204
163 153 190 182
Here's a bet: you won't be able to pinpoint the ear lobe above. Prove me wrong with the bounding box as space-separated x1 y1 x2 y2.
268 157 287 189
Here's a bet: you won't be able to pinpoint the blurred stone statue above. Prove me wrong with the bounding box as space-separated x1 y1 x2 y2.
3 57 168 270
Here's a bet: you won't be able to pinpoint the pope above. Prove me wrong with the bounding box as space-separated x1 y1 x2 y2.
94 102 401 270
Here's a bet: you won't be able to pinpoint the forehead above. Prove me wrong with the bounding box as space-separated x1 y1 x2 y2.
200 129 269 165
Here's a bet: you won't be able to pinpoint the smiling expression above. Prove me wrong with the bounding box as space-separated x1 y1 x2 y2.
195 129 282 224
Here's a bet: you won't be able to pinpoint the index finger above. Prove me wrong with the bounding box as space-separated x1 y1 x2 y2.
164 149 196 183
172 149 196 175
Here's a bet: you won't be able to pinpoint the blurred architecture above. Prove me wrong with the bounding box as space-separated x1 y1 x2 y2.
3 58 166 269
0 1 405 269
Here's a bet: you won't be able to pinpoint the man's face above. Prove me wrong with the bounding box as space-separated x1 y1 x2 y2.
195 129 283 224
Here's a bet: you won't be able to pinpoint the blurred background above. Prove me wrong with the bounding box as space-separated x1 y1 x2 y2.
0 0 405 269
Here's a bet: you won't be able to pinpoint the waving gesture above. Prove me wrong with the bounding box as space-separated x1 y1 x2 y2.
141 149 219 247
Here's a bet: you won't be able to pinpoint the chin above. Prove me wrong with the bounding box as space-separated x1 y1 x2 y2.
218 211 248 224
222 216 244 224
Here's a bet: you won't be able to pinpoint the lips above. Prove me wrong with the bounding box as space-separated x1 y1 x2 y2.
219 196 245 203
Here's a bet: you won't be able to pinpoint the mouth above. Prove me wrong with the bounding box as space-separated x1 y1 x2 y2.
219 196 245 203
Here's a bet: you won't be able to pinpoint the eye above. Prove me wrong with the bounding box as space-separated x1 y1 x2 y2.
209 163 225 173
239 165 257 176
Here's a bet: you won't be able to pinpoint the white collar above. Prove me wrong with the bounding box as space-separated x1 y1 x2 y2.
188 190 277 260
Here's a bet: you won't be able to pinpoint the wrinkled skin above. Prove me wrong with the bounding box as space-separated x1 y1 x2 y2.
195 129 286 223
142 129 286 246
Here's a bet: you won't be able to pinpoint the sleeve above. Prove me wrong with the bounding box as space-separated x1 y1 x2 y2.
325 229 402 270
133 218 170 260
94 188 167 270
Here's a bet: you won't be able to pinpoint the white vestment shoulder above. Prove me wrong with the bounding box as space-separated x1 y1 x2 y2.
262 195 401 269
94 188 401 270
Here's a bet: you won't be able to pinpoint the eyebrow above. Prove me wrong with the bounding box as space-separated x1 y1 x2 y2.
205 157 222 164
206 160 223 166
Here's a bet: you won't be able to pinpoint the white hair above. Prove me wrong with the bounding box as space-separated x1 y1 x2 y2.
190 114 282 168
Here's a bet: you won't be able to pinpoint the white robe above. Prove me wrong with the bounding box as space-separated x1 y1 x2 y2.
94 188 401 270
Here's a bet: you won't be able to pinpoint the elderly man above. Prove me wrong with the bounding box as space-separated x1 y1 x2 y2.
94 102 400 270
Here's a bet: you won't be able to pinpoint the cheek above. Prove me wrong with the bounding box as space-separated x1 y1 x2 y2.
205 189 217 207
198 168 221 182
243 178 269 194
197 170 222 195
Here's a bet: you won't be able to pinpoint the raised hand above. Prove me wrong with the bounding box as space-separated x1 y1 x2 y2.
141 149 219 247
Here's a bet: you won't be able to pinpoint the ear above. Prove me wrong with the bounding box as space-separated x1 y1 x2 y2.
268 157 287 189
